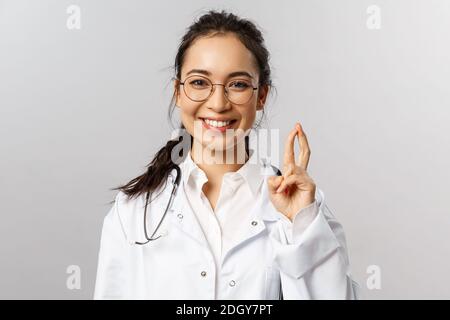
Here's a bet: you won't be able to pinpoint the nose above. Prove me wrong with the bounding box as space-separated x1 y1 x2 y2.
207 84 231 112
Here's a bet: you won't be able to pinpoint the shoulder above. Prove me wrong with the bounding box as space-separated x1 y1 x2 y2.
102 190 148 244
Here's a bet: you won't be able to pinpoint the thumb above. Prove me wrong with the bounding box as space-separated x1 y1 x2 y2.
267 175 283 194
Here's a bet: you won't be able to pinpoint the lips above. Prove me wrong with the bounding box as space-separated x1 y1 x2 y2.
199 118 237 132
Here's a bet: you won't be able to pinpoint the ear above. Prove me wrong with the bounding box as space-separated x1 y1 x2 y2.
256 84 269 111
174 78 181 108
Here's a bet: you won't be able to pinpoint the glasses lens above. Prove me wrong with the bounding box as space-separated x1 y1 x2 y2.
183 76 212 102
182 76 256 104
226 79 254 104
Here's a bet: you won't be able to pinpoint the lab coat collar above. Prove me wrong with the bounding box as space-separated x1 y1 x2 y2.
162 156 282 253
168 152 282 222
167 171 281 221
167 156 281 225
178 148 265 197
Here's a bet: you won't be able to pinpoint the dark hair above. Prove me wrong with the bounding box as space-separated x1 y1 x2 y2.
111 9 274 203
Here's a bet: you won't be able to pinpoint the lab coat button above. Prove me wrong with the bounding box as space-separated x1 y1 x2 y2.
177 213 183 220
200 271 207 277
251 221 258 226
229 280 236 287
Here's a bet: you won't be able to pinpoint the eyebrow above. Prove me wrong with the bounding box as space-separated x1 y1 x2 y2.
186 69 254 79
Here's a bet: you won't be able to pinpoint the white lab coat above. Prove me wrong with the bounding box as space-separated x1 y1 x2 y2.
94 164 360 300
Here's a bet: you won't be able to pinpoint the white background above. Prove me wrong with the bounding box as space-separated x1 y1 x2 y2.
1 0 449 299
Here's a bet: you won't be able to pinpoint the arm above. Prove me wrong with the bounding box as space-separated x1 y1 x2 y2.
267 123 359 300
93 192 130 299
271 188 360 300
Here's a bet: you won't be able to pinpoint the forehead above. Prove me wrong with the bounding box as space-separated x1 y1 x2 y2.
181 33 258 80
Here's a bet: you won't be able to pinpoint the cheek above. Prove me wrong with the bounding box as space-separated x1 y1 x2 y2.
178 101 202 135
179 97 200 118
238 105 257 124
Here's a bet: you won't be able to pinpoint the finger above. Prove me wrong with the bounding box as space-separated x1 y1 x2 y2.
283 126 298 173
283 163 294 180
276 174 299 193
296 123 311 171
277 173 313 193
267 175 283 194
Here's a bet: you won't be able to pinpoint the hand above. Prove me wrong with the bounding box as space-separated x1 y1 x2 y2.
267 122 316 221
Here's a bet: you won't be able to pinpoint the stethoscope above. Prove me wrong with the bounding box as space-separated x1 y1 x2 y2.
134 162 282 245
135 165 182 245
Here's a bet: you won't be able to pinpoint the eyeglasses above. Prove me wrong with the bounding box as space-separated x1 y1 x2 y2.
178 75 258 105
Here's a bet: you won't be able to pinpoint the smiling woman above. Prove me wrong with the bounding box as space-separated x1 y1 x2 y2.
94 9 359 300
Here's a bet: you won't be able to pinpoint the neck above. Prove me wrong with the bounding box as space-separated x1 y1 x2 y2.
190 139 249 183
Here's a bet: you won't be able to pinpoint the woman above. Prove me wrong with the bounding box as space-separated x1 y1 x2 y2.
94 10 359 300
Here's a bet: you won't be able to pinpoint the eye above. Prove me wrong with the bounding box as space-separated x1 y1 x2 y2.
228 80 251 90
188 79 209 88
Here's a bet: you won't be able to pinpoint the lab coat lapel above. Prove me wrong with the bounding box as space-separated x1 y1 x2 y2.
221 176 281 264
164 172 210 249
161 166 282 260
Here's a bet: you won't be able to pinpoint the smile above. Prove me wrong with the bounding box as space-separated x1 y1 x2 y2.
200 118 237 132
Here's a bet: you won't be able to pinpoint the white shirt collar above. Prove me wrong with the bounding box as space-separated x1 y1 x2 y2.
178 148 265 197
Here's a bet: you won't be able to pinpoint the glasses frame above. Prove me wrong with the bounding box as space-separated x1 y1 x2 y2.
178 75 259 105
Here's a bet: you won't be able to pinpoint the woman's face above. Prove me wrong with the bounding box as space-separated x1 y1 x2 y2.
175 33 269 154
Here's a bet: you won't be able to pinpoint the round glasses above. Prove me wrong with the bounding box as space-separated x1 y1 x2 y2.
179 75 258 105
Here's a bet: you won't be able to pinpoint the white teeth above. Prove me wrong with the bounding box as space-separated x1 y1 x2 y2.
203 119 233 128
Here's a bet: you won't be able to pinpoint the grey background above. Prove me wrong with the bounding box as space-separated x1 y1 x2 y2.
1 0 449 299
